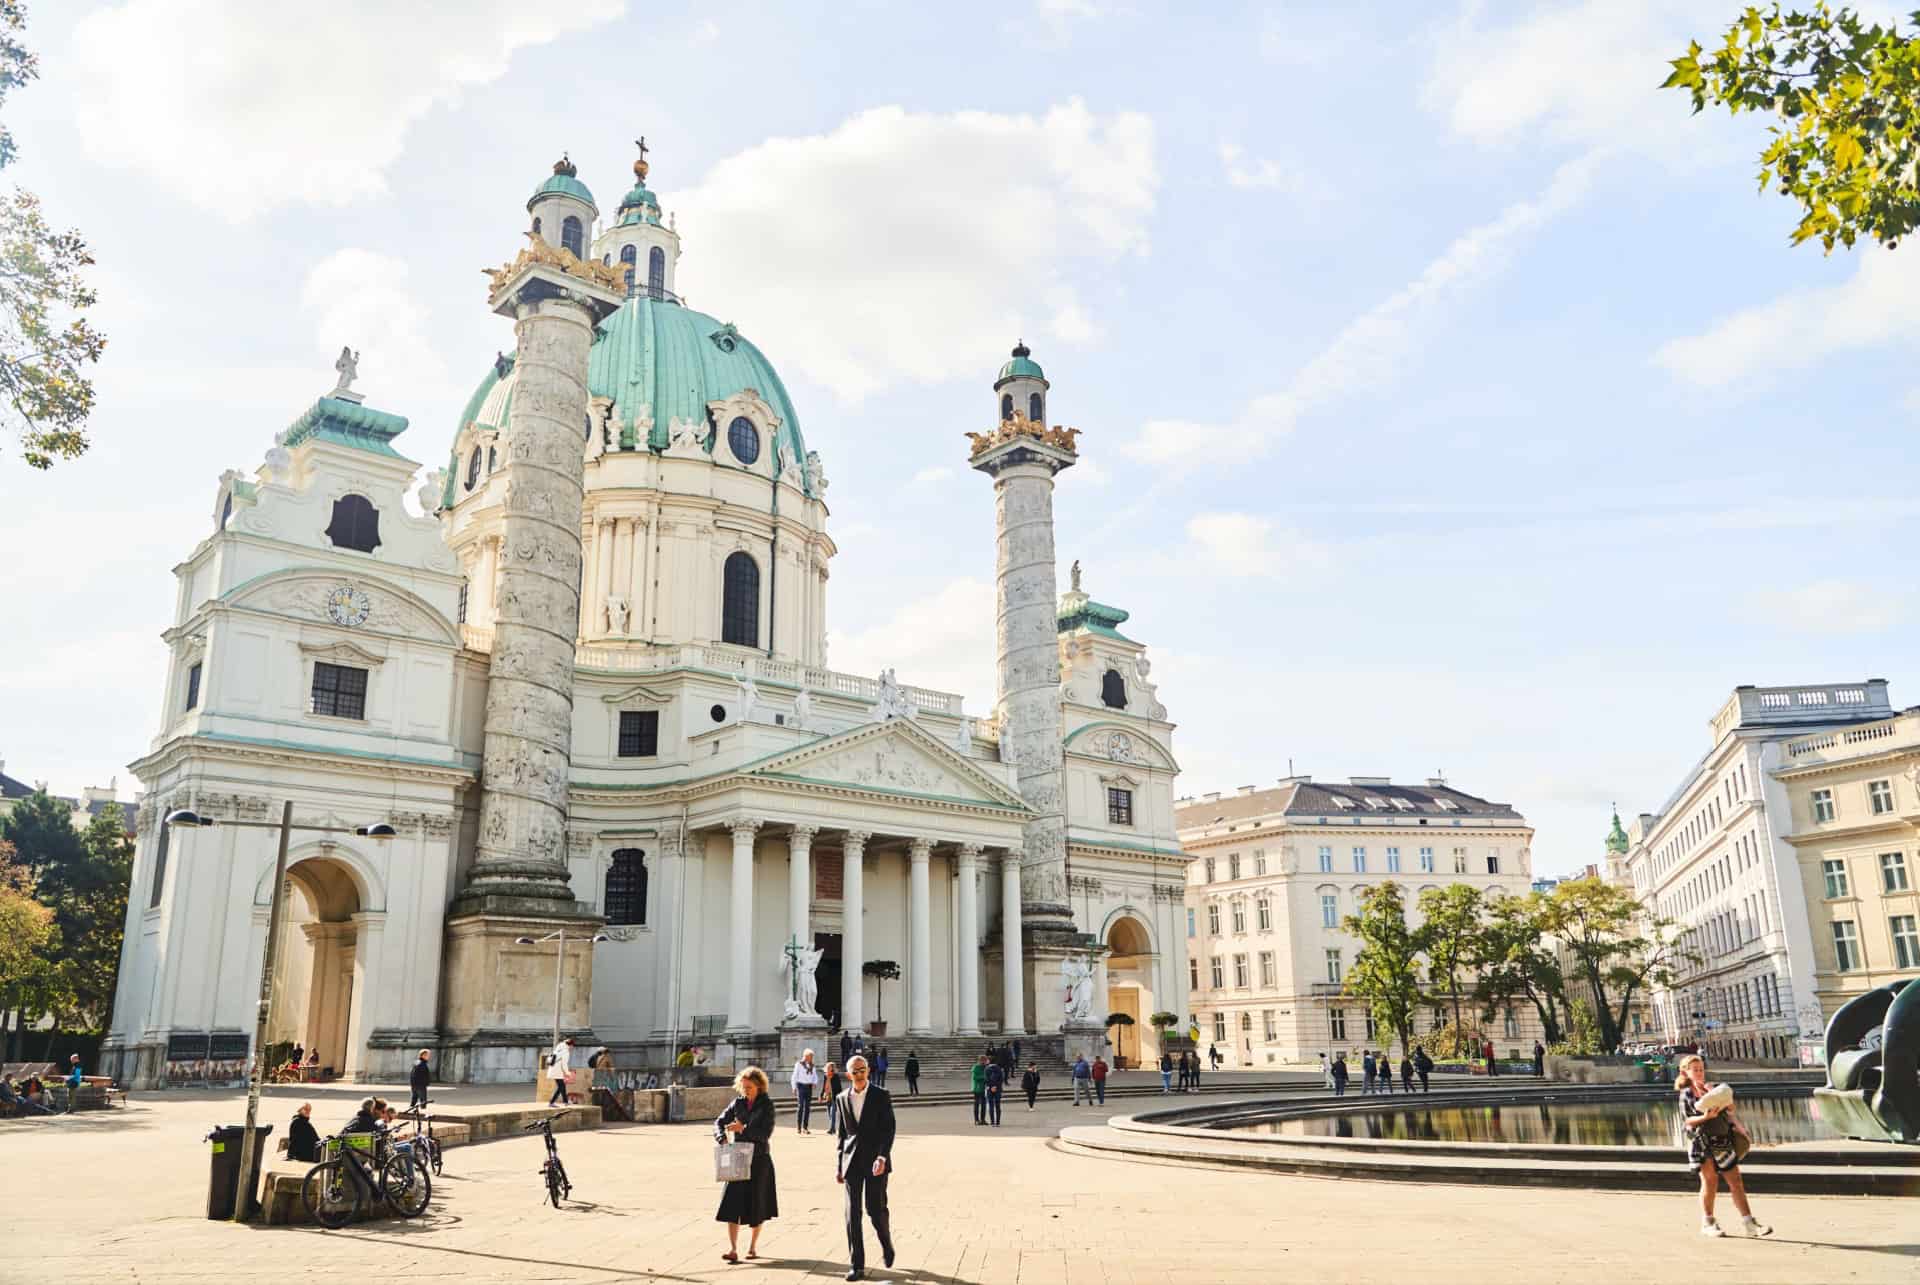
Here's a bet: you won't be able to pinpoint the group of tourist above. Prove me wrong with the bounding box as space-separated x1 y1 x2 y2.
1327 1048 1436 1096
715 1054 897 1280
1068 1053 1109 1105
0 1054 85 1117
1157 1048 1205 1092
788 1047 921 1136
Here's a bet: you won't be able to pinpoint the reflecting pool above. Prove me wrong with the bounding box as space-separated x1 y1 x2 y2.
1237 1093 1842 1147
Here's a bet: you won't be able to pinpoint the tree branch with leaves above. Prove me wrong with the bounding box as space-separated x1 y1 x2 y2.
1342 881 1425 1057
1474 892 1568 1047
1540 877 1694 1053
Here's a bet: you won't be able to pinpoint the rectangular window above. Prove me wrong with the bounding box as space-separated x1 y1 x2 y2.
1253 850 1267 875
603 848 648 925
1234 954 1249 987
1207 904 1220 935
1204 857 1216 883
1189 957 1199 990
1324 948 1342 985
1186 908 1196 939
1317 845 1333 873
1213 1012 1227 1043
1263 1009 1277 1042
1321 894 1338 928
1833 920 1862 972
1869 779 1895 816
1812 788 1835 823
1231 902 1247 934
456 579 468 624
1823 859 1850 899
1365 1012 1378 1040
1386 846 1401 873
1259 951 1276 986
1892 916 1920 970
1329 1007 1347 1040
1107 787 1134 826
1210 956 1224 988
617 709 659 758
1453 847 1468 874
1881 852 1910 893
1352 846 1366 873
310 662 368 719
1228 854 1240 880
1419 846 1434 873
1486 851 1501 875
1256 899 1271 931
147 825 170 910
182 661 203 712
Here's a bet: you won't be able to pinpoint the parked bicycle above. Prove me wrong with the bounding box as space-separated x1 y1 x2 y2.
398 1101 445 1177
525 1113 571 1208
300 1127 431 1228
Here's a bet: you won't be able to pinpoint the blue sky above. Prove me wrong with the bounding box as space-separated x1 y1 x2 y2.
2 1 1914 875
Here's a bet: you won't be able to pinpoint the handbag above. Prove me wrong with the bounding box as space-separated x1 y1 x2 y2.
715 1139 755 1183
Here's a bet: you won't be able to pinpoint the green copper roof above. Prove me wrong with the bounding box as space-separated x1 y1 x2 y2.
1058 596 1133 641
530 172 596 209
995 340 1045 386
446 296 812 501
1605 808 1630 855
280 396 409 459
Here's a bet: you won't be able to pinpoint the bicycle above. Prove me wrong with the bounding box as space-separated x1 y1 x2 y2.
399 1101 445 1177
300 1128 432 1228
525 1113 571 1208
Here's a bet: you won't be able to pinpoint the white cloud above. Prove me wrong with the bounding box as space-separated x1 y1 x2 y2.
1128 155 1594 465
301 249 454 409
1747 579 1908 635
911 466 954 485
831 577 997 706
1180 512 1331 580
1654 247 1920 388
1047 289 1100 344
675 101 1155 401
691 18 720 44
70 0 625 219
1217 141 1323 199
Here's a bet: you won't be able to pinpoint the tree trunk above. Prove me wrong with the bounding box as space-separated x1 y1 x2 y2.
1582 963 1620 1052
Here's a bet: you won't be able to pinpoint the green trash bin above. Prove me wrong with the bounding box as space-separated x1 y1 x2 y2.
205 1124 274 1220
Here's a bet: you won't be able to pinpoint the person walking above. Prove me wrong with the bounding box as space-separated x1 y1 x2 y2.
822 1061 844 1135
1209 1043 1222 1070
408 1048 432 1112
1160 1050 1174 1093
1400 1053 1415 1093
1319 1052 1333 1090
1533 1040 1547 1079
791 1049 821 1134
1484 1039 1497 1077
834 1055 897 1281
1071 1054 1093 1106
1022 1063 1041 1110
1414 1047 1433 1093
1331 1053 1349 1096
904 1050 920 1097
874 1047 889 1088
840 1029 854 1067
1379 1051 1395 1095
1676 1053 1770 1238
984 1058 1005 1126
546 1036 574 1107
715 1066 778 1264
970 1055 990 1126
1011 1039 1021 1066
1361 1050 1376 1096
1091 1055 1109 1106
1190 1049 1203 1092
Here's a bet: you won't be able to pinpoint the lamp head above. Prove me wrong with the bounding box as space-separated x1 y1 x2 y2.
592 933 612 943
515 936 537 945
164 809 212 829
355 823 398 840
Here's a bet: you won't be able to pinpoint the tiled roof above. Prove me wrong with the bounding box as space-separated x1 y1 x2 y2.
0 771 33 800
1176 779 1525 829
85 797 138 835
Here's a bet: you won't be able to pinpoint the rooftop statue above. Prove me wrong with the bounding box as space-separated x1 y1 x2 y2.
330 346 360 399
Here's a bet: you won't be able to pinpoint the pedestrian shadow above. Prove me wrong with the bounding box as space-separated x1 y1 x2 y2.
1759 1238 1920 1258
744 1259 982 1285
302 1229 703 1280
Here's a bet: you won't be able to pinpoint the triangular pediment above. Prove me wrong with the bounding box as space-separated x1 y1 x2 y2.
745 719 1033 812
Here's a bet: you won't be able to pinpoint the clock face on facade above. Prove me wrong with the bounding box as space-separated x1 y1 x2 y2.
325 583 371 628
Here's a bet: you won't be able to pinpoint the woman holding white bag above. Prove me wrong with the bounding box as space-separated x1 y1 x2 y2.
1676 1053 1770 1238
715 1066 779 1263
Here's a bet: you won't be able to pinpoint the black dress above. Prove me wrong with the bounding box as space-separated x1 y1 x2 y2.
714 1093 778 1226
1679 1085 1740 1173
287 1112 322 1162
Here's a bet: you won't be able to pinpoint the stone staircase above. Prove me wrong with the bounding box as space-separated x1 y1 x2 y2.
830 1033 1066 1075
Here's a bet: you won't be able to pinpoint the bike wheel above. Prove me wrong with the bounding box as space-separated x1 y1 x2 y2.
427 1137 443 1177
545 1160 564 1208
382 1153 431 1218
301 1159 360 1229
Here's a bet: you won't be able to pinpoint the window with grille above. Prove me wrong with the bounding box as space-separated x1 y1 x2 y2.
604 848 648 925
311 662 368 719
148 824 170 909
1107 787 1133 825
184 662 202 711
1869 779 1895 815
720 552 759 647
1832 919 1861 972
1329 1008 1346 1040
1253 850 1266 875
1881 852 1910 893
617 710 659 757
325 494 381 554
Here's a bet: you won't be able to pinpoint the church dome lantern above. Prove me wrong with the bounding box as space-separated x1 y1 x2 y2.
526 154 598 261
993 339 1050 425
594 137 681 302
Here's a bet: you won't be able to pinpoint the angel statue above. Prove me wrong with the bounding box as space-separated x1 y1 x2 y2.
1062 954 1096 1021
736 673 760 722
330 346 360 398
780 940 825 1020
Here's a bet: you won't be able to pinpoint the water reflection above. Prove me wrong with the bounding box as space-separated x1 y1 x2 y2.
1246 1094 1840 1147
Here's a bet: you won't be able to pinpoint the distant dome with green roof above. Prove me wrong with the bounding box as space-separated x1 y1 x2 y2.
528 155 595 211
995 340 1045 386
1605 808 1630 855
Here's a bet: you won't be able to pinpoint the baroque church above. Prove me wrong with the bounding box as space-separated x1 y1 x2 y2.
102 146 1189 1087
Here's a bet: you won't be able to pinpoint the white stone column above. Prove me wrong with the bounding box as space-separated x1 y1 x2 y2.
956 843 982 1036
727 819 760 1034
841 830 869 1033
787 826 815 960
593 518 615 636
611 517 634 633
630 516 651 638
908 837 932 1036
343 910 386 1078
1001 849 1026 1034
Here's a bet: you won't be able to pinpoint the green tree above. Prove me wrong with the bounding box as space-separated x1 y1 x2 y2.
0 839 54 1059
1664 4 1920 250
861 959 901 1026
1415 883 1484 1043
1341 882 1424 1056
1474 892 1568 1046
0 792 133 1042
1541 878 1692 1053
0 2 104 467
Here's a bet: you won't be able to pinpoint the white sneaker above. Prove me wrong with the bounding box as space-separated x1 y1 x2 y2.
1700 1220 1725 1238
1742 1217 1772 1238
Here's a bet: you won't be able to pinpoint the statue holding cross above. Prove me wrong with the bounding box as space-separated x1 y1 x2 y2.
780 933 824 1020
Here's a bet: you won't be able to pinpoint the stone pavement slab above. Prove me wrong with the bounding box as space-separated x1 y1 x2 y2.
1 1083 1915 1284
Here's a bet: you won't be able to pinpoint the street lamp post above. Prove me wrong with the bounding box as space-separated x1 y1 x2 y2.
164 805 396 1223
515 928 612 1049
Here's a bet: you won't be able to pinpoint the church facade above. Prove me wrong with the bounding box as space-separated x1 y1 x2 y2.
101 147 1188 1087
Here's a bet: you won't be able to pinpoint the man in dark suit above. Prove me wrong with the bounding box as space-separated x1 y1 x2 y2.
834 1054 896 1281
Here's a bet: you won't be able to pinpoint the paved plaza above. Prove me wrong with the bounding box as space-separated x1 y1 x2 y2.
3 1077 1916 1284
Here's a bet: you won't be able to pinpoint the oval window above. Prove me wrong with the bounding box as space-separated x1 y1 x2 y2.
710 704 727 723
728 416 761 465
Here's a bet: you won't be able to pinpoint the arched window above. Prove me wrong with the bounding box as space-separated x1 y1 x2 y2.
605 848 648 926
531 216 542 238
1000 393 1014 420
466 446 482 490
1101 668 1127 709
1029 392 1044 422
560 216 584 258
325 494 381 554
620 243 636 291
721 551 760 647
648 245 665 299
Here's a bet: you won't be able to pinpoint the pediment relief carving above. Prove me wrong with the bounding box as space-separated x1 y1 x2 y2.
749 720 1030 811
601 682 675 706
232 570 458 645
297 637 389 668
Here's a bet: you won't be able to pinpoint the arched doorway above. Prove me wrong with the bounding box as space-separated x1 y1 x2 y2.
1104 914 1156 1068
265 856 362 1077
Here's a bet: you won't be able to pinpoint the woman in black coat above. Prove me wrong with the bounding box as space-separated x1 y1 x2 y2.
714 1066 778 1262
287 1103 322 1162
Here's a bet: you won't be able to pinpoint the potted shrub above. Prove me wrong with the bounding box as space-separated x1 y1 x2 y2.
863 960 901 1036
1105 1012 1137 1068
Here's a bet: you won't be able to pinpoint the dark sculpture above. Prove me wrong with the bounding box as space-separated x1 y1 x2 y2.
1815 978 1918 1144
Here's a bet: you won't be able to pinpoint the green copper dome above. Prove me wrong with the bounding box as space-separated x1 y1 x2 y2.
528 156 595 211
1605 808 1630 855
443 295 810 507
996 340 1045 386
617 182 662 226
